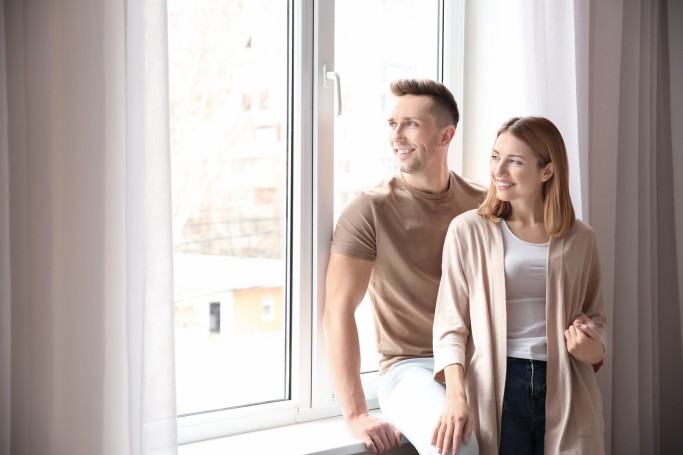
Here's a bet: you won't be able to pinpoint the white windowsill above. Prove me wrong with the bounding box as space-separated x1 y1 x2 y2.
178 410 416 455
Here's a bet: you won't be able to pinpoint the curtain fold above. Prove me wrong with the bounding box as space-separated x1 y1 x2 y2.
0 1 177 454
0 2 11 454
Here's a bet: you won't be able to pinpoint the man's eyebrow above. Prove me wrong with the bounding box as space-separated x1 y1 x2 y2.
387 116 423 122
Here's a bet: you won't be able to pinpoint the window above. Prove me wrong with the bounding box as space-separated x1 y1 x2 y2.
169 0 289 417
170 0 464 443
209 302 221 334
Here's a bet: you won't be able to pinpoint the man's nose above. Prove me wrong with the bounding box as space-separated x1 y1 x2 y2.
391 125 404 141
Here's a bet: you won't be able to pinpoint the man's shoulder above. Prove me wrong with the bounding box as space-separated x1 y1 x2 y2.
450 172 487 200
348 175 401 201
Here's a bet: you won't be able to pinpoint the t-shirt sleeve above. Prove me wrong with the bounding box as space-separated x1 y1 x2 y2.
330 192 377 261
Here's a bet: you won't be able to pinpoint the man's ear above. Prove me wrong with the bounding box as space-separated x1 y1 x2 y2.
441 125 456 145
542 162 554 182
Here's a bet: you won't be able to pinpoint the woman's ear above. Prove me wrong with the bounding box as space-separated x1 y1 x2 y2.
542 162 554 182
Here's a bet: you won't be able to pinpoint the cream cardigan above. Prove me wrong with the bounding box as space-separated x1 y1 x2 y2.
434 210 607 455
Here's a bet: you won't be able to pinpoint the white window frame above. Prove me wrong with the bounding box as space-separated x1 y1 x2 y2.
176 0 465 444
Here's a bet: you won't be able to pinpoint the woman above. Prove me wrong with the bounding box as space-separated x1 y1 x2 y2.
431 117 606 455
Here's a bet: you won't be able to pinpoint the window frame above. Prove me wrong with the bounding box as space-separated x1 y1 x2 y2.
176 0 465 444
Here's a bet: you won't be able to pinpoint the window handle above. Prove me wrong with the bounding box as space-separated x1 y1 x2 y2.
323 64 342 116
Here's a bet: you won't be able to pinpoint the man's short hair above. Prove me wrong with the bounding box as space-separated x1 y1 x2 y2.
390 79 459 128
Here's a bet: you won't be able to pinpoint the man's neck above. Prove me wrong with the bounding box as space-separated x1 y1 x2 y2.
401 170 451 194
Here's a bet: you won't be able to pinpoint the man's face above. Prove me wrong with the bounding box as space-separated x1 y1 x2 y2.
387 94 446 175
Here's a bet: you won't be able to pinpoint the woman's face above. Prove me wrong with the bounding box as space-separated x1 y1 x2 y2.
489 131 553 207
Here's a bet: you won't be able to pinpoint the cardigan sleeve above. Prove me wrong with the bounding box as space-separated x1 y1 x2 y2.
433 221 472 382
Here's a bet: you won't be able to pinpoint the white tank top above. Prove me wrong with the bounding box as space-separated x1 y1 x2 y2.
500 220 549 361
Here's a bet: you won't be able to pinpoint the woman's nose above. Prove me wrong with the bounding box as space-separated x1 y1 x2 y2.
493 161 508 176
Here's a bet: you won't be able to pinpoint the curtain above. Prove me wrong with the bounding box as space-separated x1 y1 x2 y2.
0 1 177 454
462 0 683 453
588 0 683 454
461 0 587 218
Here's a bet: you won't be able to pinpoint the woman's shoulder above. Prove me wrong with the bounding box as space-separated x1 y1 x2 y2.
560 219 599 252
567 218 597 238
450 208 494 233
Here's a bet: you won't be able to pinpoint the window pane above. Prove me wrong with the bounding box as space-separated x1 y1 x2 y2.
334 0 440 373
168 0 290 415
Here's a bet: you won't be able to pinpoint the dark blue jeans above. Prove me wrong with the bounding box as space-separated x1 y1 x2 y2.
499 357 547 455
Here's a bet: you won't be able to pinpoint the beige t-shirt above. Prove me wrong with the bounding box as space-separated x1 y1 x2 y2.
331 171 485 373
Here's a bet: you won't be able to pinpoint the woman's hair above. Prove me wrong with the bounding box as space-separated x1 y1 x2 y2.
390 79 459 128
477 116 575 237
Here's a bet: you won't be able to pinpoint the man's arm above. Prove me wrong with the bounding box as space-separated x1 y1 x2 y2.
323 253 401 455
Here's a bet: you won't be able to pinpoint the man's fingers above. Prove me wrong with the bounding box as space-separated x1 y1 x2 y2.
363 435 379 454
368 433 386 454
362 423 400 454
392 426 402 447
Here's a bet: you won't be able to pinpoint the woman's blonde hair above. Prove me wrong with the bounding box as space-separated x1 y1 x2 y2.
477 116 575 237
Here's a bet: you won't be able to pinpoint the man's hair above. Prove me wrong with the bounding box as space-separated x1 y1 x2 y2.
390 79 459 128
477 116 575 237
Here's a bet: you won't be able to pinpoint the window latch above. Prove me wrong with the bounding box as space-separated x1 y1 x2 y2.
322 64 342 116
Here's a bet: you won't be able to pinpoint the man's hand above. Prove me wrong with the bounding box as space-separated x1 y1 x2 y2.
565 315 604 365
431 396 472 455
346 413 402 454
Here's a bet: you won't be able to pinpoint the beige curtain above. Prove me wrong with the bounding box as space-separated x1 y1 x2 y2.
462 0 683 453
0 1 178 454
588 0 683 453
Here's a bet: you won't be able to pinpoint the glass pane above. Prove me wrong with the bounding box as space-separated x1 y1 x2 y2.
334 0 440 373
168 0 290 415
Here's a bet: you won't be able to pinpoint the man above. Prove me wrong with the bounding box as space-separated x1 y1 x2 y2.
323 79 485 454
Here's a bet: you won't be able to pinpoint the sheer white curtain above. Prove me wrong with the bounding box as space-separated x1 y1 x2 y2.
460 0 587 218
462 1 683 454
0 1 177 454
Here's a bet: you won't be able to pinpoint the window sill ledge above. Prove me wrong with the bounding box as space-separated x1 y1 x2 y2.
178 411 416 455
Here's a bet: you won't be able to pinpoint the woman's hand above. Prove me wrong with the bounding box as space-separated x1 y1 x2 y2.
565 315 604 365
432 395 473 455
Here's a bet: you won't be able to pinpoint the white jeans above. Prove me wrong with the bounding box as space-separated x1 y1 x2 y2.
377 357 479 455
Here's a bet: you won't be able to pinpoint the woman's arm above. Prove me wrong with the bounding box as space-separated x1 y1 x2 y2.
432 363 473 455
566 229 607 369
